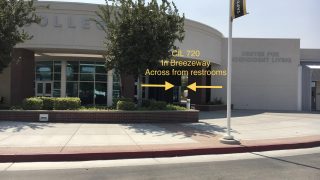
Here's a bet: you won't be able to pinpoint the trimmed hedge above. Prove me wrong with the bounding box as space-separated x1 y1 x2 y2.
22 98 43 110
40 97 55 110
148 100 167 110
21 97 81 110
54 98 81 110
113 97 133 107
165 104 187 110
117 100 136 110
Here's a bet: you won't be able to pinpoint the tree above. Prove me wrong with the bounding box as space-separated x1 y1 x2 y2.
0 0 40 73
96 0 185 105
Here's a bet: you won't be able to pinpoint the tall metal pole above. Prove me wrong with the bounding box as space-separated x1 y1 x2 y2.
225 0 234 140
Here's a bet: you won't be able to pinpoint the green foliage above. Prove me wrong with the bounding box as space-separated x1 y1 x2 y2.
165 104 187 110
117 100 136 110
113 97 133 107
96 0 185 105
0 0 40 73
79 105 113 111
141 99 152 107
39 97 55 110
53 98 81 110
139 100 187 110
22 97 43 110
9 105 22 110
97 0 185 74
148 100 167 110
21 97 81 110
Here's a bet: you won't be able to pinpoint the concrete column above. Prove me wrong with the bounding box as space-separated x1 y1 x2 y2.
297 65 302 111
60 61 67 97
145 75 149 98
11 49 35 105
107 70 113 106
301 65 312 111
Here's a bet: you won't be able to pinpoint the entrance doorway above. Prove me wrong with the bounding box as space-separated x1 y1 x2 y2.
36 81 53 97
311 81 316 111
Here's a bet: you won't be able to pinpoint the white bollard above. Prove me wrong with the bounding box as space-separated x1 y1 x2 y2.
186 99 191 109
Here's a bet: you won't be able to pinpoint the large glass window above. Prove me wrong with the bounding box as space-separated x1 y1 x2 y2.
35 61 61 97
36 60 110 105
66 82 78 97
36 61 53 81
113 73 121 98
95 83 107 104
79 82 94 104
66 61 108 105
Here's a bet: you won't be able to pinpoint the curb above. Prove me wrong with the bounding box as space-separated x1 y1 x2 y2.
1 140 319 163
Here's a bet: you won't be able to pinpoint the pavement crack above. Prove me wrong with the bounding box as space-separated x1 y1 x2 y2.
59 124 82 153
2 162 14 172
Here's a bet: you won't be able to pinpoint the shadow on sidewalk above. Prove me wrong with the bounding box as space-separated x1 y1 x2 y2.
0 121 54 132
123 122 230 139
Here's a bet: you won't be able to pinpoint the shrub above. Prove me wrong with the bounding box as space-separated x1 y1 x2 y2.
22 97 43 110
54 97 81 110
79 105 111 111
141 99 152 107
9 105 22 110
148 100 167 110
40 97 55 110
165 104 187 110
117 100 136 110
113 97 133 107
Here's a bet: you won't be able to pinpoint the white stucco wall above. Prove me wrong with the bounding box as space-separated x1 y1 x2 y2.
212 38 300 111
16 1 223 64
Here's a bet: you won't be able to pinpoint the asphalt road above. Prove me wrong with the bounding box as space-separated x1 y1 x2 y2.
1 152 319 180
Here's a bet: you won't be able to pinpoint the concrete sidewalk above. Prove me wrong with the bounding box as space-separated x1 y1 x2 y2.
0 110 319 162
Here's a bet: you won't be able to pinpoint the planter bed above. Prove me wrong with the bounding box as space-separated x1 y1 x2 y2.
0 110 199 123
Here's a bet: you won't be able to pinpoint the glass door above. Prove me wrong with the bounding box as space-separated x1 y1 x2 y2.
36 82 53 97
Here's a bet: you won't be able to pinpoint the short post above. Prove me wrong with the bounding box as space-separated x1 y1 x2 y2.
186 99 191 109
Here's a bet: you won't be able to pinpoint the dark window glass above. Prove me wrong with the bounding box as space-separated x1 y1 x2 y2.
79 82 94 105
37 83 43 94
36 62 53 73
36 73 52 81
66 82 78 97
113 82 120 90
54 82 61 89
67 61 79 74
45 83 52 94
95 83 107 105
54 73 61 81
53 90 60 97
95 74 107 82
54 61 61 73
95 63 107 74
67 73 78 81
113 91 120 98
80 62 95 73
80 74 94 81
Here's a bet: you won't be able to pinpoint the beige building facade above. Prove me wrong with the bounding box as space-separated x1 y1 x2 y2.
0 1 320 111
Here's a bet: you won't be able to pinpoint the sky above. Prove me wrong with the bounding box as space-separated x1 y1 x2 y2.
39 0 320 49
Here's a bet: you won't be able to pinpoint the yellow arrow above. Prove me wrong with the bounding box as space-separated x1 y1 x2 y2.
187 82 223 92
141 81 174 91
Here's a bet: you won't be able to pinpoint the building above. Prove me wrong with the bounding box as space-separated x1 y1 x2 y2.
0 1 320 111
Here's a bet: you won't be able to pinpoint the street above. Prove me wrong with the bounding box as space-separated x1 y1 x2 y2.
1 148 319 180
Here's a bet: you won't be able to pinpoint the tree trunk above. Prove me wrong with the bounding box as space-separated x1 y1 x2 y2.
137 74 143 106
